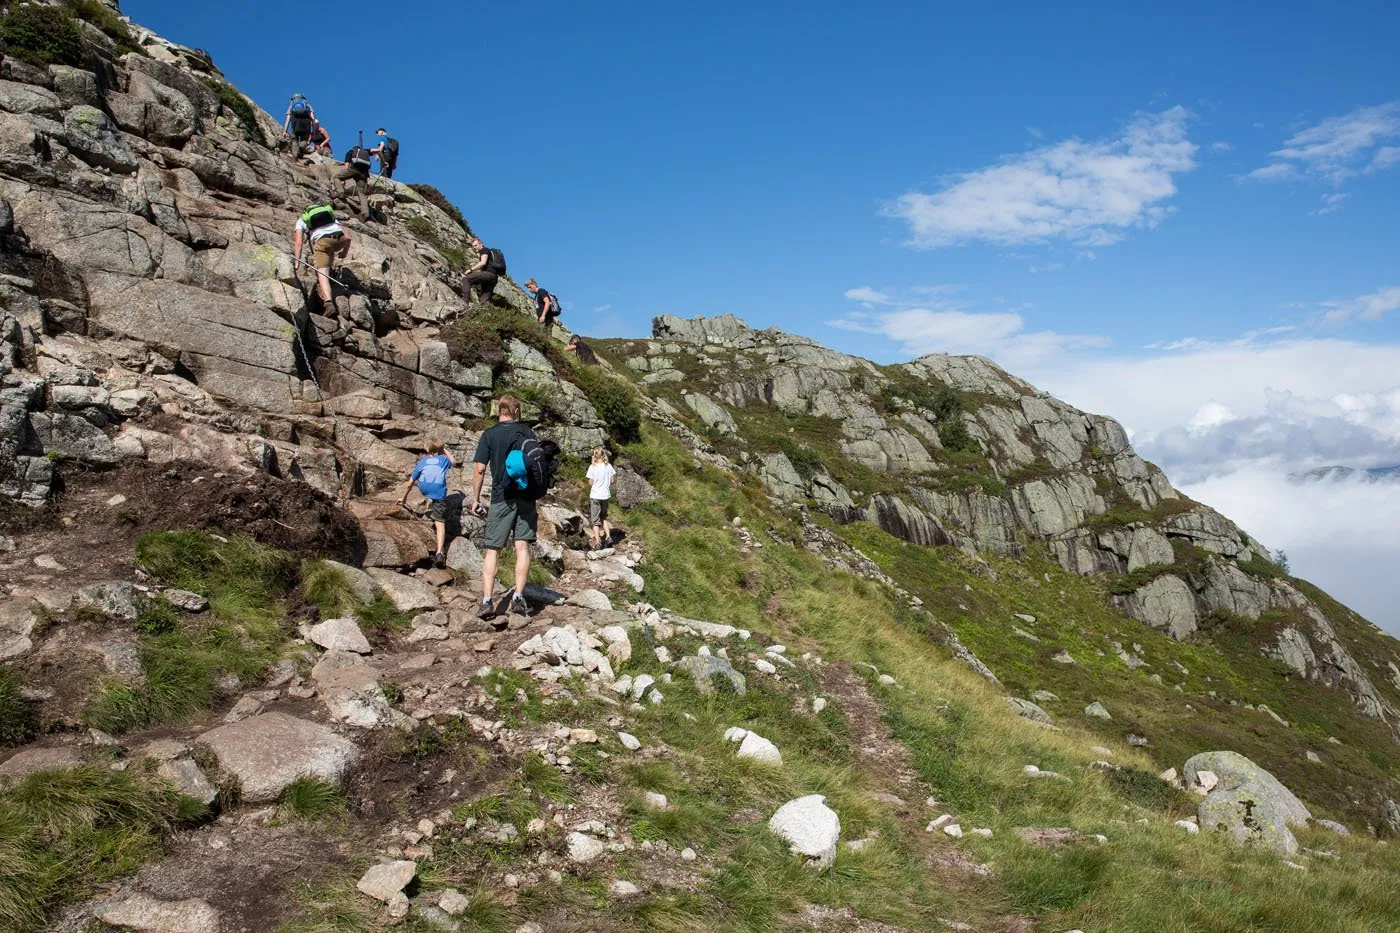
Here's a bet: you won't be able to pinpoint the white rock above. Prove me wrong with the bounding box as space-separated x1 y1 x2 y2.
93 894 220 933
1175 819 1200 834
812 697 827 713
438 889 470 916
724 726 749 743
1193 769 1219 795
736 731 783 766
877 674 897 686
971 827 993 838
1159 767 1178 783
617 732 641 751
644 791 669 810
356 860 417 902
569 588 614 612
630 673 656 699
609 880 640 897
567 831 608 863
654 646 671 663
1084 701 1112 720
942 823 964 838
754 658 777 675
308 617 371 654
680 847 697 861
768 794 841 868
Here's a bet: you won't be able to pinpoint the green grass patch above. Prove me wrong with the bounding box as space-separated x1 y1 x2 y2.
278 777 346 822
573 363 642 444
63 0 138 53
0 765 205 929
404 215 469 271
200 76 267 145
408 183 472 233
0 666 37 746
0 3 85 67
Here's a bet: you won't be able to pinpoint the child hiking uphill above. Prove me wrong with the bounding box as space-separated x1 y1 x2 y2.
586 447 615 552
471 395 560 622
397 437 456 568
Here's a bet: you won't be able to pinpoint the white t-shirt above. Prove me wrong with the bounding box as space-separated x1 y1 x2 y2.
295 216 344 243
586 463 616 500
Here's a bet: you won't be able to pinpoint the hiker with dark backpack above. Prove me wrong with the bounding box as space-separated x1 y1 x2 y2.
470 394 558 620
284 93 316 153
525 279 561 337
291 203 351 315
337 136 374 219
372 127 399 178
461 238 507 307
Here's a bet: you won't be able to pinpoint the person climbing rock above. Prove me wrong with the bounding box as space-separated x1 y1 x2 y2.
471 394 537 621
564 334 598 364
309 121 332 155
525 279 560 336
291 203 351 315
371 127 399 178
397 437 456 568
461 238 506 307
284 93 316 153
585 447 616 551
337 141 374 219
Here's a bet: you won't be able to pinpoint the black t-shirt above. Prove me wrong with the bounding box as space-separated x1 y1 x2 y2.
572 340 598 364
534 288 555 317
473 420 534 503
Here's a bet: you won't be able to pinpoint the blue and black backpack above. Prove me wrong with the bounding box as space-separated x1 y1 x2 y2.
503 434 559 501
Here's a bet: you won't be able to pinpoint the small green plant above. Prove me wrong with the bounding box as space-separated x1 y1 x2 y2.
409 184 471 232
937 419 981 454
200 76 267 145
135 598 180 637
776 438 824 479
0 666 37 747
354 593 414 632
403 216 469 270
0 4 86 67
278 777 346 821
299 560 363 618
63 0 137 53
573 365 642 444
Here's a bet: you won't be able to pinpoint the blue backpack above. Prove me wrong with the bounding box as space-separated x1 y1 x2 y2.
290 98 311 117
503 435 558 501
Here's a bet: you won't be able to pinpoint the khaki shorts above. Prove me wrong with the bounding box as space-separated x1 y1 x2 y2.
312 233 349 269
484 498 537 550
589 498 609 527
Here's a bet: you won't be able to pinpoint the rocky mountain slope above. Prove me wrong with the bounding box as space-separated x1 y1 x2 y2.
3 2 1400 931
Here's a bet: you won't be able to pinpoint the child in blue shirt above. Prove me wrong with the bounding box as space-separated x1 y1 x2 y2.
397 437 456 568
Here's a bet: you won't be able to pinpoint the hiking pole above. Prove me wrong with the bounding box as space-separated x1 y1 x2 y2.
292 255 353 291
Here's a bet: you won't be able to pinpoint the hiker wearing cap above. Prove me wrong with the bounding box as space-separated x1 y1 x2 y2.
525 279 560 336
292 203 351 315
461 238 507 307
371 128 399 179
283 93 316 153
336 142 374 219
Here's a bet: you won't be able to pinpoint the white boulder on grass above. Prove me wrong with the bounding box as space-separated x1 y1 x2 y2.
725 728 783 766
356 860 417 902
768 794 841 868
307 617 371 654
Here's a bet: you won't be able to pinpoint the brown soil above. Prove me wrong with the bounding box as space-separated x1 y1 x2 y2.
819 662 918 794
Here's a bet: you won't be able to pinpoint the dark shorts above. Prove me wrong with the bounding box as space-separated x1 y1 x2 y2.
589 498 609 527
426 498 448 523
484 498 537 550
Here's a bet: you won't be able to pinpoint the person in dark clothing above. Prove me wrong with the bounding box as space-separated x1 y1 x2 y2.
283 94 316 153
371 127 398 178
336 144 373 219
461 238 505 307
471 394 536 621
309 122 332 155
564 334 598 365
524 279 559 336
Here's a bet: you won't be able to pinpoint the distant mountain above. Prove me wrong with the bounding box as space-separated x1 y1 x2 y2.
1290 465 1400 483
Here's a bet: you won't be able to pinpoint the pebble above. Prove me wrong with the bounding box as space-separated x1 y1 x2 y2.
617 731 641 750
680 847 697 861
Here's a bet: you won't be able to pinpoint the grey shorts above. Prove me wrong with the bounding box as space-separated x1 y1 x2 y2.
589 498 609 527
426 498 448 523
484 498 537 550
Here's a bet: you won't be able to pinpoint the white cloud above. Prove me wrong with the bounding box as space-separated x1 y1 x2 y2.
1250 101 1400 184
1312 192 1349 215
1320 285 1400 326
882 107 1197 249
831 290 1108 367
591 304 612 314
1209 141 1235 153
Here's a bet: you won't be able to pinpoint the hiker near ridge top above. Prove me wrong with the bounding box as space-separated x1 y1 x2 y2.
284 93 316 152
309 122 332 155
337 141 374 219
525 279 560 336
471 394 559 621
397 437 456 569
371 127 399 178
461 238 507 307
564 334 598 365
292 203 351 315
586 448 616 552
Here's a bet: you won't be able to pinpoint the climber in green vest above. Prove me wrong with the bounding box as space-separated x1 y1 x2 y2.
292 203 351 315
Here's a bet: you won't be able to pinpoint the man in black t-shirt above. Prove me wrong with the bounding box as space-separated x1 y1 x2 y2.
471 393 537 620
524 278 559 337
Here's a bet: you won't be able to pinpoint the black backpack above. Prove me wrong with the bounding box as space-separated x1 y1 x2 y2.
504 435 558 501
486 247 507 276
382 137 399 163
348 146 372 171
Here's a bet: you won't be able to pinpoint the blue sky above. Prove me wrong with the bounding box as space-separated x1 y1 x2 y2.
126 0 1400 631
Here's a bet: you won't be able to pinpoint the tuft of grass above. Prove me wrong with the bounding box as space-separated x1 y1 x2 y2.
353 593 414 632
299 560 361 618
0 4 86 67
573 364 642 444
409 184 472 233
274 875 380 933
63 0 138 53
200 76 267 145
0 666 37 747
278 777 346 822
404 216 469 271
0 765 205 929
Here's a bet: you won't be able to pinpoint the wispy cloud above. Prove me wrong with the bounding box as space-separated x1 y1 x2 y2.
591 304 612 314
829 289 1108 366
1320 285 1400 326
882 107 1197 249
1209 141 1235 153
1312 192 1349 215
1249 102 1400 185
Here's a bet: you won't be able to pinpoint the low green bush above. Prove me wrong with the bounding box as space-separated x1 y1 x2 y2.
574 364 641 444
409 184 471 233
0 4 86 66
200 76 266 145
63 0 137 53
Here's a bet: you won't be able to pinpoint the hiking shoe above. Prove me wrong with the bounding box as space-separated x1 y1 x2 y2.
477 598 496 621
510 593 530 616
433 551 446 569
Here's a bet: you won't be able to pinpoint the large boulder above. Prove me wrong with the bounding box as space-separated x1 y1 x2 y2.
197 712 359 803
768 794 841 869
365 568 440 612
63 105 139 174
1185 751 1310 856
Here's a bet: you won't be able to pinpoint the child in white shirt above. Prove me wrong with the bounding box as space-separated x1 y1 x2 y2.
585 448 617 551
